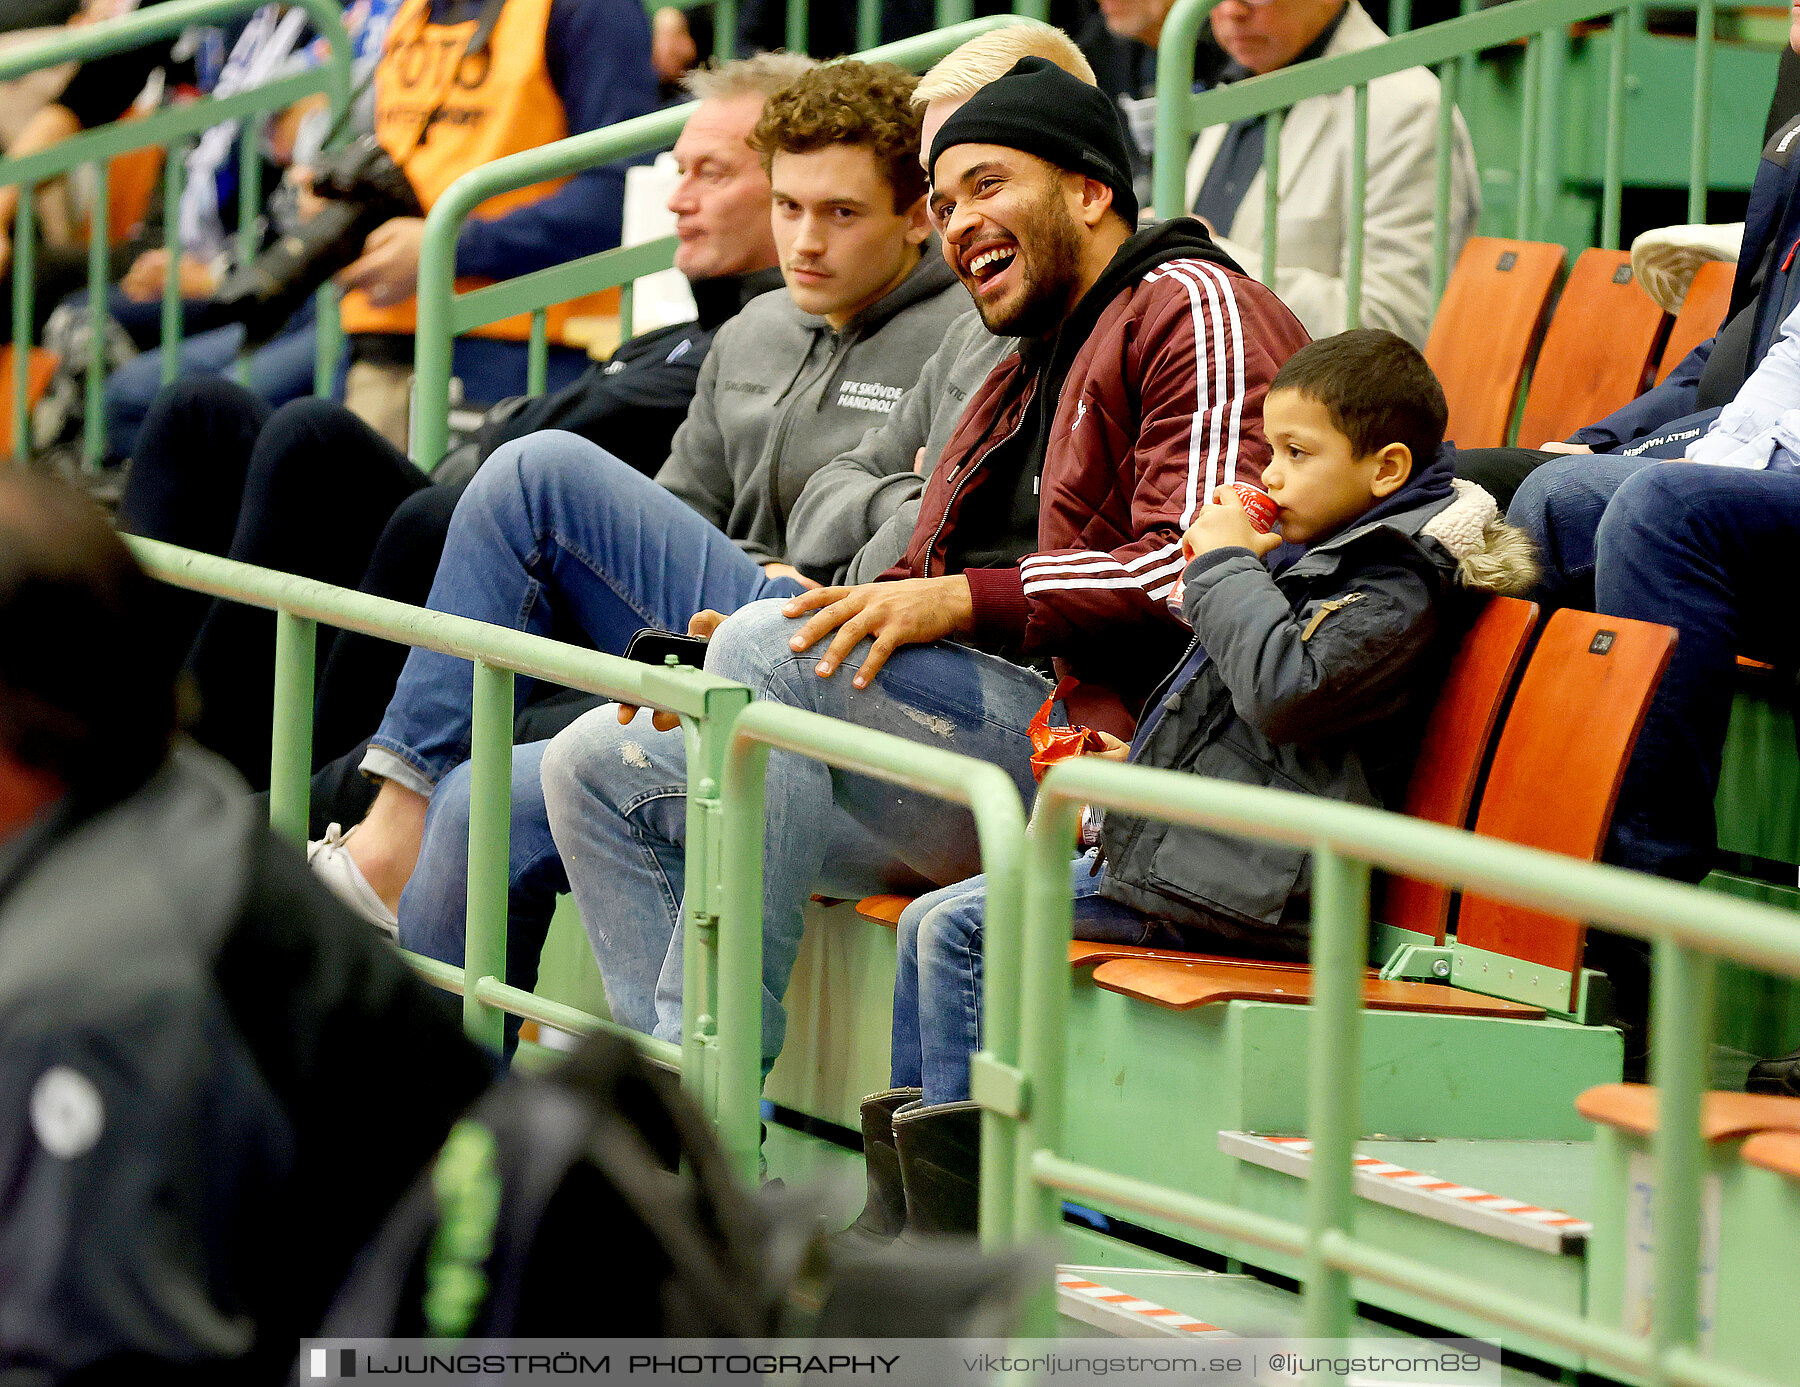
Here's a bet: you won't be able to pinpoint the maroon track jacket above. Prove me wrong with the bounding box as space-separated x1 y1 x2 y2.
884 218 1310 737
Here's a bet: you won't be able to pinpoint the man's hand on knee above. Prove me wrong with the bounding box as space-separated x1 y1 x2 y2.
781 577 975 688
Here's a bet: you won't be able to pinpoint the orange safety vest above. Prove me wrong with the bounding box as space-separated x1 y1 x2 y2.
338 0 614 343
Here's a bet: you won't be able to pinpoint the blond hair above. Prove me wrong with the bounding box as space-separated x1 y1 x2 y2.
682 50 817 104
913 22 1096 107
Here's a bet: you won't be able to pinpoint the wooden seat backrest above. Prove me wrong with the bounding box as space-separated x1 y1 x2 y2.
108 140 164 245
1424 237 1564 449
1516 250 1670 449
1655 258 1735 384
1377 595 1541 944
0 347 58 457
1455 610 1677 1010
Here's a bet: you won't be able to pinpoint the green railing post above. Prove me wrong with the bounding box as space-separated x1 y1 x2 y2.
856 0 881 53
936 0 974 29
464 658 515 1052
1011 0 1049 19
1689 0 1714 223
785 0 808 55
1602 5 1631 251
233 132 263 389
161 140 187 386
1346 84 1367 329
679 682 754 1118
1431 59 1456 304
1262 110 1283 288
268 611 316 847
11 184 34 464
715 731 771 1182
1013 782 1085 1334
1302 845 1371 1356
314 285 343 398
713 0 737 60
83 158 110 469
1516 37 1540 241
527 309 549 398
1650 935 1718 1372
713 701 1027 1193
1154 0 1218 220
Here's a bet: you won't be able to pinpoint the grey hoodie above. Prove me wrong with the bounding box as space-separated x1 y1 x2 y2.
653 241 965 566
785 309 1018 585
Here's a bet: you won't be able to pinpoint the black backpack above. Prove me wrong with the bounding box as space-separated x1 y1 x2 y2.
314 1032 1048 1343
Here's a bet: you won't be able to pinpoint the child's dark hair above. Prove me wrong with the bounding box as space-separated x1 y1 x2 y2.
1269 329 1448 470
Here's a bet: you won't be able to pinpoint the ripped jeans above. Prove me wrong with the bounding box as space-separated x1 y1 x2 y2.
541 599 1050 1063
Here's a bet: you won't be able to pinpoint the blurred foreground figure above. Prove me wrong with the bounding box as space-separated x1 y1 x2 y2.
0 473 492 1384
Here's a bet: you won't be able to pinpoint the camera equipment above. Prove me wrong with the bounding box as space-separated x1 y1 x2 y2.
209 134 423 345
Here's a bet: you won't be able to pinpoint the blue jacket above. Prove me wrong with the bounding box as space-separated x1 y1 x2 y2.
1574 114 1800 452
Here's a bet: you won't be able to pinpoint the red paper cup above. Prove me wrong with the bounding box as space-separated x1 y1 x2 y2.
1230 482 1278 533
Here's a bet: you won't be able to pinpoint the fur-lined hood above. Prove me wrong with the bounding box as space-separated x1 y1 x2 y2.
1418 478 1540 596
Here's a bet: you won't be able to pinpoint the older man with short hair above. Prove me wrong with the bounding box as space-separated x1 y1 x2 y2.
1179 0 1478 347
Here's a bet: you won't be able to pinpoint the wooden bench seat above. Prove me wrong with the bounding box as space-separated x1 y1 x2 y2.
1576 1082 1800 1141
1741 1128 1800 1180
1090 956 1545 1017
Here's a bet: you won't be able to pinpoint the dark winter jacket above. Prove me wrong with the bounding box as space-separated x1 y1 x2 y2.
883 218 1309 738
1096 453 1536 941
0 745 493 1383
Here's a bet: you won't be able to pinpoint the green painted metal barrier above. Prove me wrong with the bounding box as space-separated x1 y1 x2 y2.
999 753 1800 1373
714 700 1028 1189
0 0 352 465
409 13 1035 468
126 536 741 1091
1151 0 1707 317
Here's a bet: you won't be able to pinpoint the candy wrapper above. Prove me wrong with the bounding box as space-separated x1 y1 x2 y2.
1027 695 1108 782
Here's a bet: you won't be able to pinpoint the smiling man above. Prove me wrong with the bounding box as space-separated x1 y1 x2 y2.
540 57 1308 1067
306 59 967 936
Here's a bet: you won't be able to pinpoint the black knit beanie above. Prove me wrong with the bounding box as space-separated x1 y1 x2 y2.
928 56 1139 227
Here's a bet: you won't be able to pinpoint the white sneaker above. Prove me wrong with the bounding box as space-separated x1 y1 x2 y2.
307 823 400 937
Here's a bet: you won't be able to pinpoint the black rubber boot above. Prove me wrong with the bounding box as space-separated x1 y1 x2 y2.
1748 1048 1800 1095
830 1087 921 1250
892 1099 982 1239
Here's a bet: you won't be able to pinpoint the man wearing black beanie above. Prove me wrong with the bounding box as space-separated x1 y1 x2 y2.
539 56 1312 1213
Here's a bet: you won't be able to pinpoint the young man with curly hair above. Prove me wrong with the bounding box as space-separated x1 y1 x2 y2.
309 59 966 942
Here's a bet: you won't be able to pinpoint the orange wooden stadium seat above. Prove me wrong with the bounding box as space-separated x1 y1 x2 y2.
0 346 58 457
1425 237 1564 449
1516 249 1670 449
1577 1082 1800 1141
1454 609 1677 1012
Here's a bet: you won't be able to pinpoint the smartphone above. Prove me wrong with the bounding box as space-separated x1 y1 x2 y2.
625 628 710 670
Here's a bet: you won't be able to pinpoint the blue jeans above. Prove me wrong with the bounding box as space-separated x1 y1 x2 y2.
892 853 1193 1103
369 430 804 796
1505 452 1658 607
1593 465 1800 880
106 315 320 459
540 599 1052 1061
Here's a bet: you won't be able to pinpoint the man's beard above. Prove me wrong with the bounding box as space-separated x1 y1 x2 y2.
974 183 1085 339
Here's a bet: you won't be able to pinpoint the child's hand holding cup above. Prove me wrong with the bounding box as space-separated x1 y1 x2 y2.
1180 483 1282 563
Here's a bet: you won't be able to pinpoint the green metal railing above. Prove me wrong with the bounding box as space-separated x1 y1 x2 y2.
1151 0 1704 317
409 12 1036 467
714 701 1027 1188
991 753 1800 1378
126 537 751 1088
0 0 352 466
